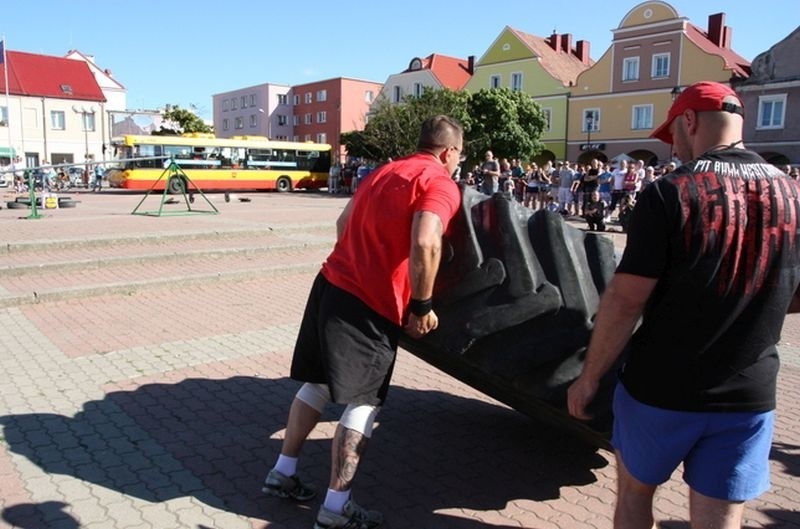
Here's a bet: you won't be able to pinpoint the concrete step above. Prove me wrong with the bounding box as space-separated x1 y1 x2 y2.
0 226 335 308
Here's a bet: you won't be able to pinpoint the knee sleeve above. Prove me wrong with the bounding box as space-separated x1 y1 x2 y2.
339 404 380 438
295 383 330 413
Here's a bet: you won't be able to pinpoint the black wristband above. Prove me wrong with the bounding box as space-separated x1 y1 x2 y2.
409 297 433 317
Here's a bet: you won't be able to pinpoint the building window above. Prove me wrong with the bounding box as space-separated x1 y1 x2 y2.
231 98 238 110
317 111 327 123
293 115 300 126
235 117 243 129
631 104 653 130
240 96 247 108
304 134 311 142
278 94 288 105
317 89 327 102
651 53 670 79
250 94 256 107
541 108 552 132
413 83 423 98
365 90 374 103
305 113 312 125
293 135 300 142
250 114 257 127
583 109 600 132
622 57 639 81
223 119 229 131
305 93 312 104
757 94 786 129
0 105 7 126
83 112 96 132
393 86 402 103
293 94 299 106
317 133 327 143
276 135 288 140
222 100 229 111
511 72 523 91
278 114 288 126
51 110 65 130
490 75 501 89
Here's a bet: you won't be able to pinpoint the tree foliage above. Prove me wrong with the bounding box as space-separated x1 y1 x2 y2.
153 104 213 135
467 88 546 163
341 87 546 164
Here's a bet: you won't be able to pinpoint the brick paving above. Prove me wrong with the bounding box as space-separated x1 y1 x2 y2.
0 189 798 528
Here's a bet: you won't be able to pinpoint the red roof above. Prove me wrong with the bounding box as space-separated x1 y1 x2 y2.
509 27 594 87
0 50 106 102
405 54 472 90
685 24 750 78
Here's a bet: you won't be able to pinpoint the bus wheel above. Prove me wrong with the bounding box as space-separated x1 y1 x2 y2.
276 176 292 193
167 176 186 195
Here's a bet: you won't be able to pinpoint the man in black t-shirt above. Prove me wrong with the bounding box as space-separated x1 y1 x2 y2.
567 82 800 528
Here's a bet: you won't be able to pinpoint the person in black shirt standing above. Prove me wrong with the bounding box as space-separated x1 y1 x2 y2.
567 81 800 529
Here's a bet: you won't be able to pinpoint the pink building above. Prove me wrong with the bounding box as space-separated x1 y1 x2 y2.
290 77 382 162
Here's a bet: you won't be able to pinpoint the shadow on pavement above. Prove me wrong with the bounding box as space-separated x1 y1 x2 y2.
2 501 79 529
2 375 607 528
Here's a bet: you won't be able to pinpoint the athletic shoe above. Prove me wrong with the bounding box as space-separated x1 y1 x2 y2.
262 468 316 501
314 499 382 529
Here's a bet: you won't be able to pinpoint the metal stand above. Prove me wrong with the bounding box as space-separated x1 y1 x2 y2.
131 158 219 217
25 172 43 220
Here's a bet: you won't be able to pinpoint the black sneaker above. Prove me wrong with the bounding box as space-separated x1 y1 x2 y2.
314 499 382 529
262 468 316 502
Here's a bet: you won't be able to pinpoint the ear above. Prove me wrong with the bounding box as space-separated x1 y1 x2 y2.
437 148 448 165
683 109 699 135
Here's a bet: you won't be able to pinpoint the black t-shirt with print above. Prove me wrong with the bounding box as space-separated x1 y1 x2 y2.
616 148 800 412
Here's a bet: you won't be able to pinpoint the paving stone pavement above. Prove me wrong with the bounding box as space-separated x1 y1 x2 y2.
0 189 798 528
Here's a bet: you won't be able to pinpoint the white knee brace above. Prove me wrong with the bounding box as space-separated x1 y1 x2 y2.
339 404 380 438
295 383 331 413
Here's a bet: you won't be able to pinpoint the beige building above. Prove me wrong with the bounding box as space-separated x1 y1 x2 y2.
567 1 750 165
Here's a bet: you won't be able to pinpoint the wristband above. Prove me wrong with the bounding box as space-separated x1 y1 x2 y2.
409 297 433 317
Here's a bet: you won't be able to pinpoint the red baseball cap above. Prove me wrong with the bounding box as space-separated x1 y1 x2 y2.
650 81 744 144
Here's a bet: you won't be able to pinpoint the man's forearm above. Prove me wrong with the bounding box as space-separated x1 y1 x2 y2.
580 274 656 383
409 211 444 300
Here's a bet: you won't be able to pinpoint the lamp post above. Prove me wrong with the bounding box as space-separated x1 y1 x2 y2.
585 114 594 159
72 105 96 184
668 86 683 163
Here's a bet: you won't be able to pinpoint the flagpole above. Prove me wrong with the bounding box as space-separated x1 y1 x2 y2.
2 35 13 161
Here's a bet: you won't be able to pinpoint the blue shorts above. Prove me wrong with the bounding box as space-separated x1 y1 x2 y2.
611 383 773 501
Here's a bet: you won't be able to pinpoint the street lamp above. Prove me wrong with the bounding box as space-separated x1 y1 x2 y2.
668 87 682 163
72 105 96 158
585 114 594 156
72 105 96 184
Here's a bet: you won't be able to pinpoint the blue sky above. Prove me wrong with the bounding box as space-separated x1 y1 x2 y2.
3 1 797 120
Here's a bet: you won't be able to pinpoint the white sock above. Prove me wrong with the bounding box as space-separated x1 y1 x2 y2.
273 454 297 477
323 488 351 514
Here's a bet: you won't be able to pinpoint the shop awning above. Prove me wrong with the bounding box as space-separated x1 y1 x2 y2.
0 146 16 158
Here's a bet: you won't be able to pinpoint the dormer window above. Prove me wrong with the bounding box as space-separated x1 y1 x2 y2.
409 58 422 70
60 84 73 95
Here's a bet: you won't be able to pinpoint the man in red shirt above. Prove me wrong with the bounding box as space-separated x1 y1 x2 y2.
263 115 464 529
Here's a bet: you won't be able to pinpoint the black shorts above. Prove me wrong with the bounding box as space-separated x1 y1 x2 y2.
291 273 400 406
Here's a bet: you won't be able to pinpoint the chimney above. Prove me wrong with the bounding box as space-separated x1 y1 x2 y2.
575 40 591 65
707 13 725 47
467 55 475 75
561 33 573 54
722 26 733 49
549 33 561 52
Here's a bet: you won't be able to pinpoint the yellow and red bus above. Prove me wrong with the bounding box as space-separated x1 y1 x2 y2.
107 134 332 193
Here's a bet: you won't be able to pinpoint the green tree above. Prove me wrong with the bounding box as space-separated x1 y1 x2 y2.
341 87 545 165
342 87 471 162
153 104 213 135
467 88 546 163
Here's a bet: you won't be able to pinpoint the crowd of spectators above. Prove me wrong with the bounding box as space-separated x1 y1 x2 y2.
460 153 695 232
330 155 799 234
